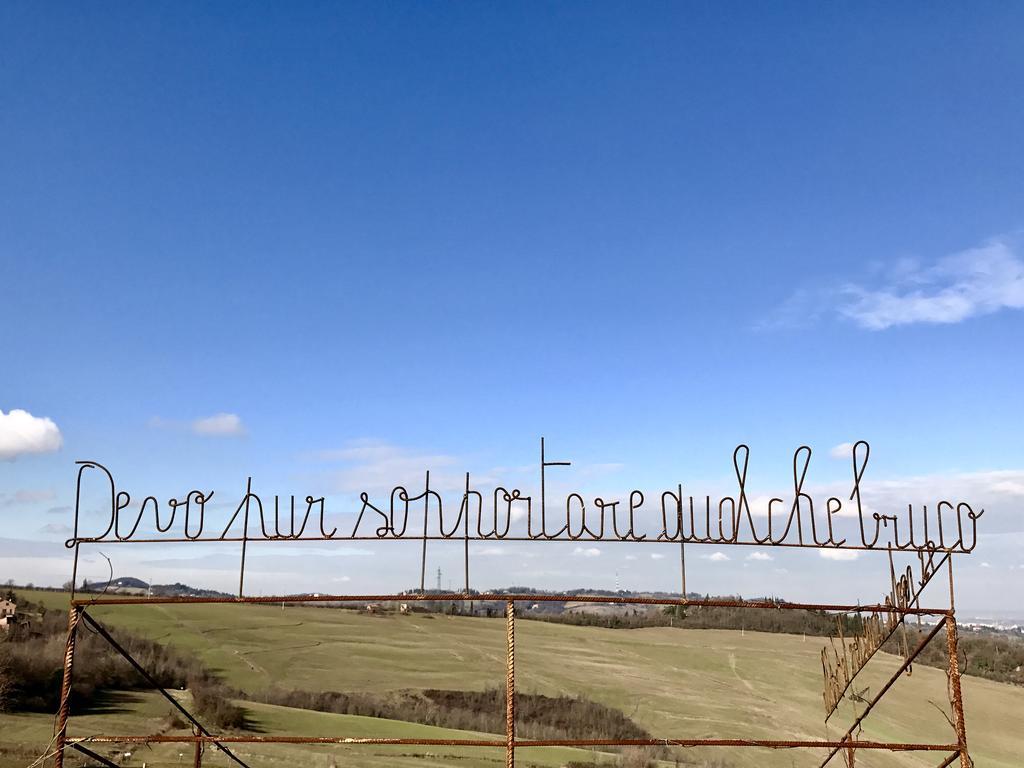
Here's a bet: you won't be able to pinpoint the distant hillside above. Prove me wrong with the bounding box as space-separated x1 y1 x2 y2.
81 577 232 598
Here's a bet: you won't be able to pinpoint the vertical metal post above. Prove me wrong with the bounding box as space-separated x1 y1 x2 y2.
679 540 687 598
52 605 82 768
237 478 252 598
193 727 204 768
945 559 969 767
505 599 516 768
420 471 430 592
464 473 471 593
945 614 969 766
70 543 81 601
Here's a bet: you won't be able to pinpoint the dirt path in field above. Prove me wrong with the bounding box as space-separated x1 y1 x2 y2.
729 652 757 693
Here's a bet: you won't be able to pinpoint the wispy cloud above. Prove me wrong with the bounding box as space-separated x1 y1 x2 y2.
314 439 465 493
0 489 56 507
819 549 859 561
38 522 72 536
702 551 730 562
150 413 247 437
841 239 1024 329
746 552 773 562
768 236 1024 331
829 442 854 460
0 408 63 460
191 413 247 437
572 546 601 558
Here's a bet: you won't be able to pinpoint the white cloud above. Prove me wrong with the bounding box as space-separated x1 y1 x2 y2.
191 413 246 437
624 555 638 561
743 467 1024 540
819 549 860 561
767 237 1024 332
476 547 507 556
839 239 1024 330
572 547 601 558
829 443 854 459
746 552 773 561
0 408 63 460
980 562 992 568
650 553 666 560
702 551 730 562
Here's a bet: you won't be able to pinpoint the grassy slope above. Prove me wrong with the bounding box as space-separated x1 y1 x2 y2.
8 590 1023 767
0 690 607 768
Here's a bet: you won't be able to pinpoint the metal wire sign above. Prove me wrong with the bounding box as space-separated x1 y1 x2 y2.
51 439 979 767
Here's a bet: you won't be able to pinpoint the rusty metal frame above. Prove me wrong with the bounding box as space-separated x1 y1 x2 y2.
49 440 977 767
51 592 971 767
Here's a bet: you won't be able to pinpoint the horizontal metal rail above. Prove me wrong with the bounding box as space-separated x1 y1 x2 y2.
66 735 959 751
69 534 971 554
71 591 951 615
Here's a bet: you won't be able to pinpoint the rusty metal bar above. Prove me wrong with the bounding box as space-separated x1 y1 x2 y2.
78 611 252 768
819 618 948 767
193 726 204 768
52 605 81 768
71 591 951 615
945 614 969 767
67 735 958 750
944 555 970 768
515 739 956 750
70 736 509 746
505 599 516 768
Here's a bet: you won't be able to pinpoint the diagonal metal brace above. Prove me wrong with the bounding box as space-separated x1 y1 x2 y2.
78 610 253 768
70 742 121 768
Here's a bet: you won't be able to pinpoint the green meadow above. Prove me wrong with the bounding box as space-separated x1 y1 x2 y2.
3 589 1022 768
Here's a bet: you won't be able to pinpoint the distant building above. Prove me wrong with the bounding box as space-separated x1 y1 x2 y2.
0 598 16 631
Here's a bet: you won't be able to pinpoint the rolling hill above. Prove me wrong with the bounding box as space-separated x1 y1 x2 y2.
4 589 1021 768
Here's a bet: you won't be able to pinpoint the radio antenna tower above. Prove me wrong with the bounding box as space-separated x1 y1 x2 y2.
436 567 442 592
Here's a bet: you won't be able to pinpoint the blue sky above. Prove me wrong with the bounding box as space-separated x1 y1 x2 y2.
1 3 1022 611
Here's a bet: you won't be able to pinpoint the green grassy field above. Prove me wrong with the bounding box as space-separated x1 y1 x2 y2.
0 689 608 768
4 589 1022 768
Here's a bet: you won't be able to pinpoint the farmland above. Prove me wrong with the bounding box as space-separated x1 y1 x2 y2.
3 589 1022 768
